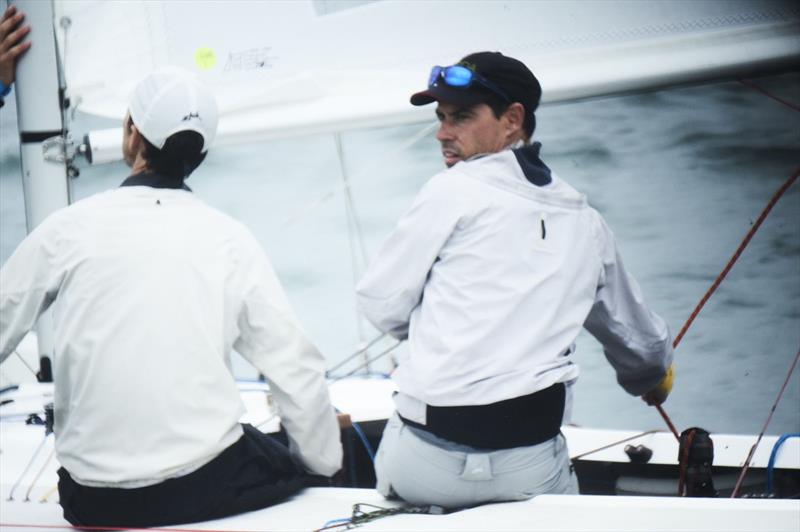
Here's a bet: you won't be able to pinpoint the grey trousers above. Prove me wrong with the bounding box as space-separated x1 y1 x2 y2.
374 413 579 509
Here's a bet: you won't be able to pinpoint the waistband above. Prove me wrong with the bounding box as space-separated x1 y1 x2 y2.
398 382 565 450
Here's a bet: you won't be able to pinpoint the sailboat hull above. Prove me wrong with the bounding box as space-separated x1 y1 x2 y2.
1 380 798 531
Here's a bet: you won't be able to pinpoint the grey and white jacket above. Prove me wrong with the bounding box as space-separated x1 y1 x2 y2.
357 142 673 417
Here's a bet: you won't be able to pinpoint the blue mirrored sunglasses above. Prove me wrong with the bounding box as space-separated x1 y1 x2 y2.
428 65 510 103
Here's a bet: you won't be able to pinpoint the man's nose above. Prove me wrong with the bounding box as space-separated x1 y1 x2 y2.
436 121 453 141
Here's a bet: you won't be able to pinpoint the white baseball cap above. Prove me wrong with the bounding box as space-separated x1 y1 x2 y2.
128 67 218 152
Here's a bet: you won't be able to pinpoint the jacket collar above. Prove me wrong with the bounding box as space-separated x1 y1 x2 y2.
512 142 552 187
120 171 192 192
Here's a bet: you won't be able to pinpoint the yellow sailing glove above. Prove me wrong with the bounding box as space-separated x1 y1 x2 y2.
642 364 674 406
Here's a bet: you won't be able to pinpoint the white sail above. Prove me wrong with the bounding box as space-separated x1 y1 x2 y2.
52 0 800 145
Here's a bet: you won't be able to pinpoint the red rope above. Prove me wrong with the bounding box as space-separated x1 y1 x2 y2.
731 347 800 498
738 78 800 113
656 404 680 440
0 525 269 532
654 168 799 441
677 429 696 496
672 168 799 349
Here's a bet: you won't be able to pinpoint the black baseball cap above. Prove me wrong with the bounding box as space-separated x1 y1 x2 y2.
410 51 542 118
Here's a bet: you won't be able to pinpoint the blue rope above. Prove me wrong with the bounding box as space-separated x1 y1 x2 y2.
321 517 352 528
766 432 800 494
351 421 376 463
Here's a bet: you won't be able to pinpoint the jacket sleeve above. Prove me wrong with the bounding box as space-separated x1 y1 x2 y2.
583 215 674 396
0 220 62 363
233 236 342 476
356 174 463 339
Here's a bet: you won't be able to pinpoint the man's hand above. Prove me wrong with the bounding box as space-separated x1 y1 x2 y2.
0 5 31 87
642 364 674 406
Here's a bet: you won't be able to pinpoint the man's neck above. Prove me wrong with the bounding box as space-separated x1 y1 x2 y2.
129 153 150 175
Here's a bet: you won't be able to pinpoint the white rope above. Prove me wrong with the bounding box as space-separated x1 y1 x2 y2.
7 432 52 501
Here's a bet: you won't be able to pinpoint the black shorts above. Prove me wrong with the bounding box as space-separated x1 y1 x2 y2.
57 424 308 528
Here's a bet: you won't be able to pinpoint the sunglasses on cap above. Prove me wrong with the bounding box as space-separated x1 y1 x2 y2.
428 65 511 103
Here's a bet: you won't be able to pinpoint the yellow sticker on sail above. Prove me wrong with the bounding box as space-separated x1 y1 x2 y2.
194 47 216 70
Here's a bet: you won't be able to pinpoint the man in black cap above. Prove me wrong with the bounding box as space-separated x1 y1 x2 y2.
356 52 674 508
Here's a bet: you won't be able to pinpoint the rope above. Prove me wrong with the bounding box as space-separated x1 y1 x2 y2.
731 347 800 498
569 429 661 461
655 405 680 440
672 168 799 349
652 168 799 440
738 78 800 113
0 524 269 532
677 429 695 496
766 433 800 494
314 503 443 532
39 484 58 504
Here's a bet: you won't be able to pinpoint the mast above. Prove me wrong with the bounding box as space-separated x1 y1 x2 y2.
12 0 71 382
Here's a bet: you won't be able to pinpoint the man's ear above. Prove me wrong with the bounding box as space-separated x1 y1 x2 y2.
128 123 144 153
503 102 525 138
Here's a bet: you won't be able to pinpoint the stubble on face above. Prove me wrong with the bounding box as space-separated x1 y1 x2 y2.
435 102 509 168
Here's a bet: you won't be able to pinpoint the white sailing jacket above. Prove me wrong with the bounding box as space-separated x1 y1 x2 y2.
0 181 342 486
357 143 673 411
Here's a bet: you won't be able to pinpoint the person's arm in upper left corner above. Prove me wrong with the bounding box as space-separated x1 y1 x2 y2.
232 231 342 477
0 4 32 107
0 219 62 363
355 173 464 339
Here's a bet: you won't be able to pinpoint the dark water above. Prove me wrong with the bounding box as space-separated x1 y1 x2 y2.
1 73 798 436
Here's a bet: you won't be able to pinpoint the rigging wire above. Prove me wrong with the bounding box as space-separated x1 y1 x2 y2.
24 447 55 502
329 339 402 384
730 347 800 498
7 433 52 501
334 133 371 357
326 331 387 376
255 334 396 428
281 121 438 227
13 349 38 378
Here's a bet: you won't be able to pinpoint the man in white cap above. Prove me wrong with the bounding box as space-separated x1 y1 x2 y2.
0 68 342 526
357 52 673 508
